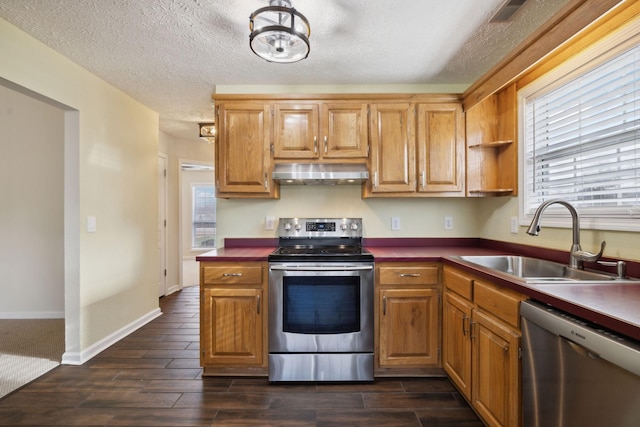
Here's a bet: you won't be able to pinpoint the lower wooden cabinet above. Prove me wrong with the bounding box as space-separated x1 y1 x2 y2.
200 262 268 376
442 265 526 427
472 309 521 427
443 291 473 399
376 262 442 375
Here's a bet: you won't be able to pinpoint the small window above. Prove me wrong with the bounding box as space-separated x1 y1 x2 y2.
192 185 216 249
521 26 640 231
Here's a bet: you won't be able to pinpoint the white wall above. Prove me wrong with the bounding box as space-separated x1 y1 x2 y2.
0 18 160 361
0 85 64 318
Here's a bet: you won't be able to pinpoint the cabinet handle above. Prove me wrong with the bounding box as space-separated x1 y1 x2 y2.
256 295 261 314
374 171 378 188
420 171 426 188
264 172 268 189
324 136 328 154
470 321 477 340
462 316 469 336
382 296 387 315
223 273 242 277
400 273 420 277
314 136 318 154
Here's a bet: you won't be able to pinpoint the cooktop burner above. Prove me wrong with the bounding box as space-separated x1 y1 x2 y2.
274 245 366 256
269 218 373 262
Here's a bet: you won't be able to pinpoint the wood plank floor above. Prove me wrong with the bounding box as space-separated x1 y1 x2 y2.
0 286 484 426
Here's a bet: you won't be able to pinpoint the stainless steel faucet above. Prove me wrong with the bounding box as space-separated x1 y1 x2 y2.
526 199 605 269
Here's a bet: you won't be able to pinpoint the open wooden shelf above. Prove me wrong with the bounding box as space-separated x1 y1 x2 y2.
468 140 513 149
468 188 515 195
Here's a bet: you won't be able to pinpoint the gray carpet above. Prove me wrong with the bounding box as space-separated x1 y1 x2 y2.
0 319 64 398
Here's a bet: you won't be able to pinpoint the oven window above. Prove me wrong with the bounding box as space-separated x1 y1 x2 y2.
283 276 360 334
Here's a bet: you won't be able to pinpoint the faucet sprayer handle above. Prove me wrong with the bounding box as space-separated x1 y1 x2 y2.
572 240 606 263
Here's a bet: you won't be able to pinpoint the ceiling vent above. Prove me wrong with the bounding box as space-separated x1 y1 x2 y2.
490 0 527 22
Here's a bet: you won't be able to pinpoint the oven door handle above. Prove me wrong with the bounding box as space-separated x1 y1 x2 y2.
269 265 374 271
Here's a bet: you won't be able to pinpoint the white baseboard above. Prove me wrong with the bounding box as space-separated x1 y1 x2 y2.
165 284 182 296
0 311 65 319
61 307 162 365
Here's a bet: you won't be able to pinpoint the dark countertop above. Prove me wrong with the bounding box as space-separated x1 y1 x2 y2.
196 238 640 342
196 246 276 261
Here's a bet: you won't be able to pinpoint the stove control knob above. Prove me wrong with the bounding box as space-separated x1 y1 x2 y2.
295 223 302 231
284 222 292 231
350 223 358 230
340 223 347 231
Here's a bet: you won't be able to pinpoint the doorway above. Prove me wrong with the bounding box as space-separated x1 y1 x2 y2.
179 161 214 288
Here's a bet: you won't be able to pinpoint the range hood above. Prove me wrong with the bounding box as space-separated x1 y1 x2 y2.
272 163 369 185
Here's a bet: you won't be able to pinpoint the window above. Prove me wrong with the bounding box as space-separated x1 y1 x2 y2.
192 185 216 248
521 24 640 231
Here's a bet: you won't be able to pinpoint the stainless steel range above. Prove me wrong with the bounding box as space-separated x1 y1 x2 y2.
268 218 374 382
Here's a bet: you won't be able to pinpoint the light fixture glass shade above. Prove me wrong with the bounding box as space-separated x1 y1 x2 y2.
199 123 216 143
249 0 310 63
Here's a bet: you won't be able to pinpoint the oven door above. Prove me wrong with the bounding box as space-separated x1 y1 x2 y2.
268 262 374 353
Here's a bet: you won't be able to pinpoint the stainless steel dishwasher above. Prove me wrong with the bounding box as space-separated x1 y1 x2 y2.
521 300 640 427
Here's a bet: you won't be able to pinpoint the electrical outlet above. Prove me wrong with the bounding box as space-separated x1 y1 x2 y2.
265 216 275 231
391 217 401 231
444 216 453 230
510 216 519 234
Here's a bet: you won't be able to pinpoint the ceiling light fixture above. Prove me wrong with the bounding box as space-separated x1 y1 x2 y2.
249 0 310 63
199 123 216 143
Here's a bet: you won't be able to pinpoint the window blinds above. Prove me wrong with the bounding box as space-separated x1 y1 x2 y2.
524 44 640 218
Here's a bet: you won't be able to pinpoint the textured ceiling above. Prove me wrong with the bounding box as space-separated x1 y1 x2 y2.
0 0 569 140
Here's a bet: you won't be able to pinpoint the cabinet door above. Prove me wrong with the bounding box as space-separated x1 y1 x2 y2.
416 103 465 194
321 103 369 158
443 291 473 401
379 288 440 367
472 309 521 427
368 103 416 193
217 103 275 196
201 287 265 367
273 103 319 159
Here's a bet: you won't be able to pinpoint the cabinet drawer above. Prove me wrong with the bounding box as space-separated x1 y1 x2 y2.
378 265 439 285
201 264 264 285
473 279 526 328
443 266 473 300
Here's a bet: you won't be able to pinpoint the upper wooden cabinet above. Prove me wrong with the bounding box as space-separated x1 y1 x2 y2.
367 102 416 193
213 94 465 199
364 100 465 197
416 103 465 194
216 102 279 198
465 84 517 196
273 101 369 160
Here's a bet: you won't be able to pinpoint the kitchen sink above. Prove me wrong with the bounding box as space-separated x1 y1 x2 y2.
452 255 639 284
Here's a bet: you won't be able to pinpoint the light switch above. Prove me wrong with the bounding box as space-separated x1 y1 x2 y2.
87 216 97 233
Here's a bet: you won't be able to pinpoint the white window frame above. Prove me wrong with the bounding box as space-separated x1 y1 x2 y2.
518 17 640 232
191 183 216 250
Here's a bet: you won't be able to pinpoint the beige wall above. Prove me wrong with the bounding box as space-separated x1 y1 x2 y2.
215 186 481 242
159 132 214 291
478 197 640 262
0 18 159 360
0 84 65 317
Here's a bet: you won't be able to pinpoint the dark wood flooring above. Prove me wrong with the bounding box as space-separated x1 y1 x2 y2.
0 286 484 426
